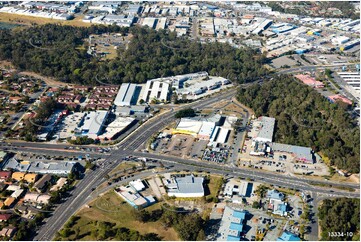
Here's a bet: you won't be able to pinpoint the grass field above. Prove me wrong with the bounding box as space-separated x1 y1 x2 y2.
61 190 179 241
108 162 138 176
0 13 91 27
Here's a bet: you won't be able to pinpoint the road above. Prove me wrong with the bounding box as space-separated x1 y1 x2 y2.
3 69 357 240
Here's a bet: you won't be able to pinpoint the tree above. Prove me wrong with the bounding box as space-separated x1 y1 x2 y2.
139 99 145 104
175 108 196 118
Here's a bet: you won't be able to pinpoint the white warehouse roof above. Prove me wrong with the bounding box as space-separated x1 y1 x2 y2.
114 83 138 106
254 116 275 143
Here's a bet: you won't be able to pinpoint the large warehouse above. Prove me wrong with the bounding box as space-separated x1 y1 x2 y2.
165 175 204 198
114 83 141 106
142 79 171 103
253 116 275 143
173 114 223 139
75 110 108 138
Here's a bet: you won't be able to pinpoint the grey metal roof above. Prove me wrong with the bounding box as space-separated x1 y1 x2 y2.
172 175 204 194
271 143 319 162
257 116 275 142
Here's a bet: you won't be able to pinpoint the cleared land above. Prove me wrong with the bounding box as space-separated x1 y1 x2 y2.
62 190 179 241
0 13 91 27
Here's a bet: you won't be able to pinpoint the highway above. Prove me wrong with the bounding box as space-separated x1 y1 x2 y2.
2 71 357 240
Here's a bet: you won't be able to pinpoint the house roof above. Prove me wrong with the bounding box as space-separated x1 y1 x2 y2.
24 173 38 182
4 197 15 206
0 214 12 221
267 189 285 200
0 171 11 179
34 174 52 189
11 172 26 181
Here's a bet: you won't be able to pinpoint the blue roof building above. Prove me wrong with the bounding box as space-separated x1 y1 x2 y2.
277 231 301 241
266 189 285 201
218 207 249 241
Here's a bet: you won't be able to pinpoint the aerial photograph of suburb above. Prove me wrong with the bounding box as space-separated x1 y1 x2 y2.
0 0 359 241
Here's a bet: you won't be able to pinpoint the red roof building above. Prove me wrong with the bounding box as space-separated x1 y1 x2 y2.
0 171 12 180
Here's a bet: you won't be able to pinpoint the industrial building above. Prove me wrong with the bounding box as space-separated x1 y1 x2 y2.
115 183 155 209
165 174 204 198
114 83 141 106
294 74 324 88
142 79 171 103
252 116 275 143
271 143 320 164
224 179 253 204
98 117 136 140
4 158 78 176
75 110 108 138
337 71 360 100
217 206 249 241
142 17 158 29
332 36 350 45
173 114 223 140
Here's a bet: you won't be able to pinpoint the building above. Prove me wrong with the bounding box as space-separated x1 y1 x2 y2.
50 178 67 192
75 111 108 137
337 71 360 100
0 214 12 222
3 197 15 207
11 172 26 182
271 143 320 164
267 190 288 216
114 83 140 106
328 94 353 105
28 161 77 176
10 189 24 199
115 184 155 209
142 79 171 103
142 17 158 29
266 189 285 200
224 179 252 199
277 231 301 241
253 116 275 143
173 114 223 139
98 117 136 140
34 174 52 193
24 173 39 183
217 206 249 241
0 226 17 238
294 74 324 88
165 174 204 198
24 193 51 205
0 171 11 181
332 36 350 45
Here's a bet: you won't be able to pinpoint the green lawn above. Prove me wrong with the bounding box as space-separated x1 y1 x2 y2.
58 190 179 241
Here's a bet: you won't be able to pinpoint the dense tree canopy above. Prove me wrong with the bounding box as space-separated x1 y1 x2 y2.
237 76 360 172
318 198 360 241
0 24 268 85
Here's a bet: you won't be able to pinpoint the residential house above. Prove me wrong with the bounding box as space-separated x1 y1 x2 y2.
0 171 11 181
11 172 26 182
4 197 16 207
24 173 39 183
34 174 52 193
0 226 17 238
50 178 67 192
0 214 12 222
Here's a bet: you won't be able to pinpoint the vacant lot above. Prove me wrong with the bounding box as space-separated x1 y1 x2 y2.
62 190 179 241
0 13 91 27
